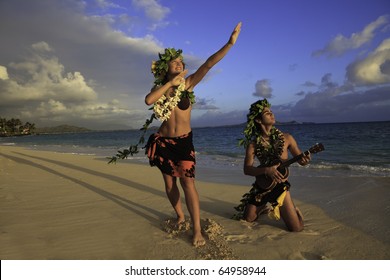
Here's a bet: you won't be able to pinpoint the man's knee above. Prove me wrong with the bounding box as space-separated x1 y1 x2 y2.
244 206 257 223
288 224 304 232
179 177 195 189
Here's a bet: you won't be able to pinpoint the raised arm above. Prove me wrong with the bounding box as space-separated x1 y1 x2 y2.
186 22 241 90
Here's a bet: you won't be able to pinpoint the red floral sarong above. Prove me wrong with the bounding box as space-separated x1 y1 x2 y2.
145 131 196 178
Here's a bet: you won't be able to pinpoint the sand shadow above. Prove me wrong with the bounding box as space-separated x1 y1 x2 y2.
12 151 241 219
1 152 165 228
201 196 242 220
12 151 166 198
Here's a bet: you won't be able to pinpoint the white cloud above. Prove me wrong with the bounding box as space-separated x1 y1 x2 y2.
346 38 390 85
193 97 219 110
132 0 170 21
2 0 387 129
288 87 390 123
272 74 390 123
302 81 317 87
192 110 246 127
0 66 9 80
96 0 122 9
0 41 146 129
252 79 273 98
31 41 53 52
192 81 390 126
0 0 167 129
3 42 97 104
313 15 389 57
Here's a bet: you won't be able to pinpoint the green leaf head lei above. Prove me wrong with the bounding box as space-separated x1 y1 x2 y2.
238 99 271 148
151 48 195 104
151 48 184 86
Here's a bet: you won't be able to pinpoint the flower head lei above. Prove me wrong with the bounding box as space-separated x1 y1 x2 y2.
108 48 195 163
238 99 284 165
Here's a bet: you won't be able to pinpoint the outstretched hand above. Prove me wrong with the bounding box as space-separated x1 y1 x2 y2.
229 22 242 45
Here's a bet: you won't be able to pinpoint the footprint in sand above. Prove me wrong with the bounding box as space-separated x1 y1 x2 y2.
161 218 237 260
239 220 260 229
299 251 330 260
300 229 320 236
161 218 191 237
265 231 287 241
225 234 250 243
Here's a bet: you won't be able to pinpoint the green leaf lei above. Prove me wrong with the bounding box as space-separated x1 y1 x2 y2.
107 48 195 164
254 127 285 166
180 89 196 105
107 113 156 164
232 128 285 220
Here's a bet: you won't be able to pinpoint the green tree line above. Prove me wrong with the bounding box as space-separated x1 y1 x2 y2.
0 117 35 137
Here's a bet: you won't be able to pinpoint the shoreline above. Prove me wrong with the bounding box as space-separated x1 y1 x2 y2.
1 146 389 259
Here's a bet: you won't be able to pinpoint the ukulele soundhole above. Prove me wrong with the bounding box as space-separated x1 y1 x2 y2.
278 167 289 179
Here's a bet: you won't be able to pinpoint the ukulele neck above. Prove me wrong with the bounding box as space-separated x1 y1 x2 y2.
280 150 309 168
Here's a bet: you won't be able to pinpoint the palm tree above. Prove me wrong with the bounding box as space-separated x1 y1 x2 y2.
6 118 21 135
21 122 35 135
0 117 35 136
0 117 7 136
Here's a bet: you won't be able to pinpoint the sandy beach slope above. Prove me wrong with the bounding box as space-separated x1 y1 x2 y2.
0 146 389 259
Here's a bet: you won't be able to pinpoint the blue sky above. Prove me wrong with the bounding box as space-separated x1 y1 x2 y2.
0 0 389 129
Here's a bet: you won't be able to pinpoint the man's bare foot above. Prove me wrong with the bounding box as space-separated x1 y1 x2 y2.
177 215 185 225
175 216 188 231
192 232 206 247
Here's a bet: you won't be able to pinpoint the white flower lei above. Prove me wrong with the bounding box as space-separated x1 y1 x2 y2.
153 82 186 121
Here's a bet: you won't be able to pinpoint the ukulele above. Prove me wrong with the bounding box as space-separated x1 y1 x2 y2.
255 143 325 190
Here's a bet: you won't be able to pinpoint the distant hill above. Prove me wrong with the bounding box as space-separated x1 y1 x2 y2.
206 120 308 129
34 125 92 134
276 120 301 125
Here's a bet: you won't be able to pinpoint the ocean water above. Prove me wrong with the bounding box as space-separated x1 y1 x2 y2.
1 121 389 178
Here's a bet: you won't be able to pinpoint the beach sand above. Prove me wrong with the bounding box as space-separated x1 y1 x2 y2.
0 146 389 260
